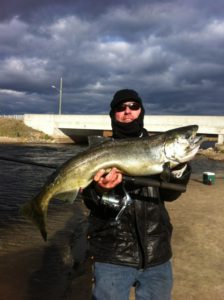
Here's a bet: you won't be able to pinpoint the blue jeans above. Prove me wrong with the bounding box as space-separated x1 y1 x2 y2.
92 261 173 300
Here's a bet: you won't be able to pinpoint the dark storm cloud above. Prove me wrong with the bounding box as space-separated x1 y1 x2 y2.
0 0 224 115
0 0 152 21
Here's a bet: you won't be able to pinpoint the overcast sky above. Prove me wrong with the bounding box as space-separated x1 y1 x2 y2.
0 0 224 115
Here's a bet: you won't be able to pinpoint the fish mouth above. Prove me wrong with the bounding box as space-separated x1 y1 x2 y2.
180 134 204 162
184 124 204 151
188 134 204 150
164 125 204 164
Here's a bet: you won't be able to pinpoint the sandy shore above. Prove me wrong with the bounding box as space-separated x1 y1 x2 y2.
166 177 224 300
63 178 224 300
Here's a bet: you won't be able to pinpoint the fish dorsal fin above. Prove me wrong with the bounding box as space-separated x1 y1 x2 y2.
55 189 79 203
88 135 112 147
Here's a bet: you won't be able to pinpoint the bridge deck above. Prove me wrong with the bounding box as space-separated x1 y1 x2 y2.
24 114 224 144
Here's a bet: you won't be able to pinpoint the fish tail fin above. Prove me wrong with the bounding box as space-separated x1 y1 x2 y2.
20 197 48 241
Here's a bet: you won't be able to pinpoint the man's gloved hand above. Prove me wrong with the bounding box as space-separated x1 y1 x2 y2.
171 163 188 178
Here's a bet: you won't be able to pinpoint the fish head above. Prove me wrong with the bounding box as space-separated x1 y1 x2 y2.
164 125 203 165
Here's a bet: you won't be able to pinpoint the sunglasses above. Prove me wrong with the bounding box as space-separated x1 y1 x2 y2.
115 102 141 112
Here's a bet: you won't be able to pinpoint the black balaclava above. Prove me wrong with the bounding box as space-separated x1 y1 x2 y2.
109 89 147 139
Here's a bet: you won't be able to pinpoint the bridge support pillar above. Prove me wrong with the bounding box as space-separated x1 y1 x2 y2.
217 134 224 144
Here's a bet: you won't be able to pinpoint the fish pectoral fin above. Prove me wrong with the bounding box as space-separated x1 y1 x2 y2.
160 162 171 182
55 189 79 203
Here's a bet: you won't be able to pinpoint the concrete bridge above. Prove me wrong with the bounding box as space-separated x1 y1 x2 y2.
24 114 224 144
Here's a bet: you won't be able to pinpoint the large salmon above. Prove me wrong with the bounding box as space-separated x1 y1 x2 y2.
21 125 203 240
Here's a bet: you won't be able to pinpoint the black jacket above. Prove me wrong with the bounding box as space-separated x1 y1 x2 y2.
82 139 191 269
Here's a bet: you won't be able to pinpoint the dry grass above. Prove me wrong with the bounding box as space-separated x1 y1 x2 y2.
0 118 52 142
198 148 224 160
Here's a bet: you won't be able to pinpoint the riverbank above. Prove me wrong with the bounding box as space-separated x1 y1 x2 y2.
198 147 224 161
0 118 54 143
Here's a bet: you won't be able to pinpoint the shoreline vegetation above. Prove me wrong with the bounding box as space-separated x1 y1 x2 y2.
0 117 223 160
0 118 54 144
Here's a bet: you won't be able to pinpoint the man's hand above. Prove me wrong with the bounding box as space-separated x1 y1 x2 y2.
171 163 187 178
94 167 122 190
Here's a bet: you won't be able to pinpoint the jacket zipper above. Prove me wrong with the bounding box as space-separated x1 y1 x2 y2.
134 200 146 269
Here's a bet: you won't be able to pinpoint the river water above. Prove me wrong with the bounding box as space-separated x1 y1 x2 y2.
0 143 93 300
0 142 223 300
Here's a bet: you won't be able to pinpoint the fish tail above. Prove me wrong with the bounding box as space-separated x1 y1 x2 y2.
20 197 48 241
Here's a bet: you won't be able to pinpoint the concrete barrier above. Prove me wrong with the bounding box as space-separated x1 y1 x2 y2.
24 114 224 144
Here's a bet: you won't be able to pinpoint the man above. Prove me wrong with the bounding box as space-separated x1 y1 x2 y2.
83 89 191 300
